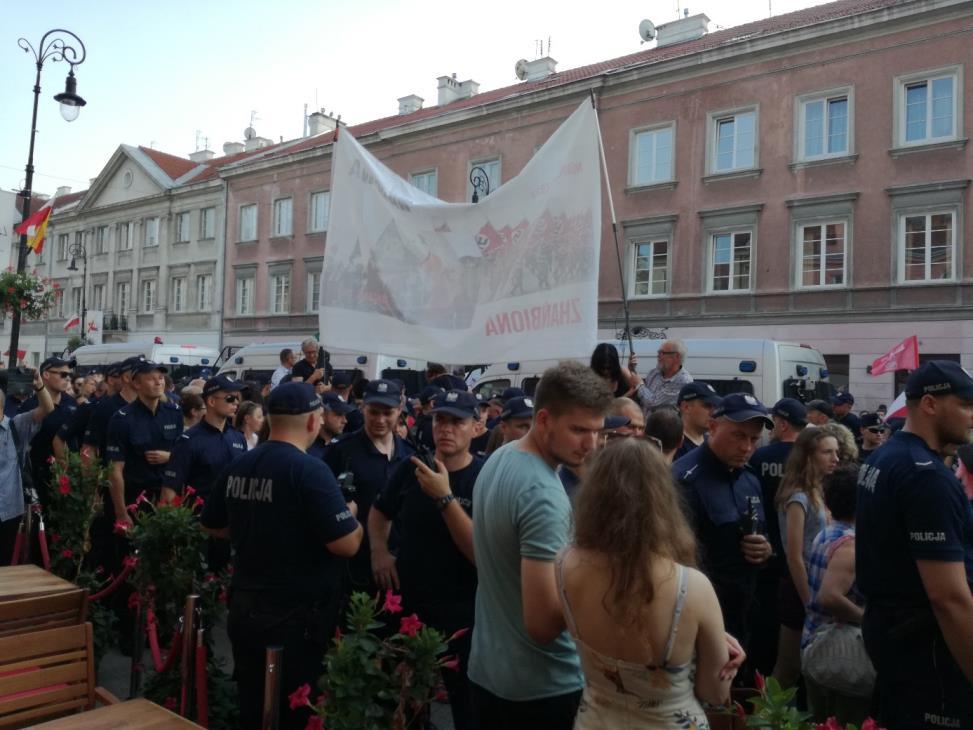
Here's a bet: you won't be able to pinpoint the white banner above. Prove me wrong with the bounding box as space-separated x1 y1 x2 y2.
319 100 601 363
85 309 104 345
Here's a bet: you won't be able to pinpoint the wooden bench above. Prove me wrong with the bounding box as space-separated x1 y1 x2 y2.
0 588 88 639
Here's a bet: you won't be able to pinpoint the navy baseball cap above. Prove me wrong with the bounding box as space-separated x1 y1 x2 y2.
322 391 357 414
363 379 403 408
806 399 834 419
677 382 721 406
501 387 525 402
39 356 72 373
267 382 322 415
105 362 123 378
203 374 245 398
905 360 973 400
860 412 885 429
832 391 855 406
885 416 906 433
430 390 479 419
132 360 168 376
603 415 631 430
771 397 808 427
430 374 468 392
501 396 534 420
713 393 772 429
118 356 144 374
419 385 445 405
331 372 353 388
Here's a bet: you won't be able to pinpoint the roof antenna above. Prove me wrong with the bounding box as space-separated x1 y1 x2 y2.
547 36 551 56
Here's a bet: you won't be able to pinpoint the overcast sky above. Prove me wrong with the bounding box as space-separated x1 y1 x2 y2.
0 0 824 196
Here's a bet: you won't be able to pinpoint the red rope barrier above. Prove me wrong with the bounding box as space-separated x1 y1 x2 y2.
37 524 50 571
10 518 24 566
195 633 208 727
88 561 134 602
144 606 183 674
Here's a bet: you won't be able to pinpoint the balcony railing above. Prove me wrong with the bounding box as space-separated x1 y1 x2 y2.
103 310 129 332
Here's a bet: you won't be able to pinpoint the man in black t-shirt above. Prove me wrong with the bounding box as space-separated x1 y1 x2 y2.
370 389 482 730
202 383 362 730
20 357 78 506
290 337 327 389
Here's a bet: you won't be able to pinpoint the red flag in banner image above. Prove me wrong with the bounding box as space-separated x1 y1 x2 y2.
870 335 919 376
63 314 80 332
14 197 54 254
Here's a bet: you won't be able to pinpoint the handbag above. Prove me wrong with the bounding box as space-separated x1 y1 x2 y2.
801 621 876 698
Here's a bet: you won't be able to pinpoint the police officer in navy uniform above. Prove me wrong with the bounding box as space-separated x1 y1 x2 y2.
673 393 774 650
370 390 483 730
858 411 887 460
857 361 973 730
53 366 108 456
201 382 362 730
325 379 414 597
331 372 363 433
83 357 140 464
673 381 722 461
831 391 861 446
307 391 357 461
409 385 445 451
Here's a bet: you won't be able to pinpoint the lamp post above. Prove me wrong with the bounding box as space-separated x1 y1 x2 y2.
8 29 87 362
66 241 87 345
469 166 490 203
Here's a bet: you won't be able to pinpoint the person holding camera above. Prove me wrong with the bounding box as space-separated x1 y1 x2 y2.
291 338 329 389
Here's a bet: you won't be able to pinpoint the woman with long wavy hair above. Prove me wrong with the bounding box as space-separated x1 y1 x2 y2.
558 437 733 728
772 426 837 688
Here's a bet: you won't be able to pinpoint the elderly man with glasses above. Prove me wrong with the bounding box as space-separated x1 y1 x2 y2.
630 339 694 416
291 338 328 389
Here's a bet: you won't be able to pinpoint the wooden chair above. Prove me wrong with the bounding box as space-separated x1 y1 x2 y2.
0 622 119 729
0 588 88 639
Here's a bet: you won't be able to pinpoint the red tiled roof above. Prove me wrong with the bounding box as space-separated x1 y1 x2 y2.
51 190 86 211
138 146 199 181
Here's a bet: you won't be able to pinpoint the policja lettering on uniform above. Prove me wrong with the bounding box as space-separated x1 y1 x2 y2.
225 474 273 502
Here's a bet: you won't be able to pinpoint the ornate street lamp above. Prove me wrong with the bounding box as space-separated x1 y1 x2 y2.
66 241 87 342
470 166 491 203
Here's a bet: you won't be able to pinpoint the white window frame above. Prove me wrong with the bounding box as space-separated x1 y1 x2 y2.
71 287 82 316
706 107 758 174
628 123 676 186
195 274 213 311
708 229 754 293
795 219 849 290
796 87 853 161
273 197 293 237
235 277 254 315
896 209 957 284
144 217 160 247
468 158 501 200
55 287 65 318
116 282 130 314
239 204 257 242
308 191 330 233
118 223 132 251
175 212 191 243
95 226 108 254
200 207 216 239
170 276 186 312
91 283 105 311
894 66 963 148
269 272 291 314
410 170 438 197
140 279 156 313
629 238 670 298
306 271 321 312
57 234 68 261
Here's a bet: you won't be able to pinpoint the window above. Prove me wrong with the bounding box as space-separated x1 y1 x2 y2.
239 204 257 241
710 231 752 292
118 222 131 251
273 198 293 237
235 277 254 315
71 287 81 316
144 217 159 247
798 221 846 287
270 272 290 314
140 279 156 312
897 70 958 145
200 207 216 239
195 274 213 311
55 287 65 318
632 239 669 296
468 158 501 200
116 282 130 314
799 93 849 159
91 284 105 311
630 125 674 185
171 277 186 312
95 226 108 254
711 110 756 172
898 211 955 282
306 272 320 312
309 192 330 232
175 212 191 242
57 234 68 261
410 171 438 197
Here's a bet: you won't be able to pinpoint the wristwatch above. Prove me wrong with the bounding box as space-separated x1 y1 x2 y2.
435 493 455 511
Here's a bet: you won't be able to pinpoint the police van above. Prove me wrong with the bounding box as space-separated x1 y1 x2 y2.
72 342 220 381
470 339 833 406
216 343 428 395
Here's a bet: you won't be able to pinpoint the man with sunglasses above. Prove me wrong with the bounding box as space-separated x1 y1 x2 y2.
632 339 693 416
858 412 887 460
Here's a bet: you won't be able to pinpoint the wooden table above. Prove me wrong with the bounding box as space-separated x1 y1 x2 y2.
31 699 204 728
0 565 76 602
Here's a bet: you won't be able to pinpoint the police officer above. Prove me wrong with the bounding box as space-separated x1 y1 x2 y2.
53 368 107 457
831 391 861 445
307 391 356 460
331 372 363 433
673 393 774 649
325 379 414 597
82 357 140 464
805 399 833 426
747 397 807 675
673 382 722 461
409 385 444 451
858 412 887 459
857 361 973 729
370 390 483 730
201 382 362 730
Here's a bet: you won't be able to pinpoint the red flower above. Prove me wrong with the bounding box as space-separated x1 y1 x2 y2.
434 688 448 702
815 719 843 730
861 720 879 730
123 554 139 570
57 474 70 495
383 589 403 614
734 702 746 719
441 656 460 671
399 613 423 637
126 502 139 514
184 486 196 497
194 497 205 509
305 716 324 730
448 627 469 641
113 520 130 535
46 455 55 464
288 683 311 710
163 696 178 711
754 670 765 692
135 490 148 505
334 626 342 641
61 548 73 559
218 588 227 604
127 593 141 611
49 532 61 544
171 495 183 507
315 693 328 705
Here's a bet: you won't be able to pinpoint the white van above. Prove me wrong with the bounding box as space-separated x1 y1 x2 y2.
470 339 833 407
72 342 220 381
217 343 429 395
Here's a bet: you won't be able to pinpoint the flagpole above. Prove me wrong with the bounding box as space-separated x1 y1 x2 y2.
589 91 634 356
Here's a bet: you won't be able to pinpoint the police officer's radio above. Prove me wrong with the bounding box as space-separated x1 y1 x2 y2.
337 469 356 500
415 443 438 472
740 496 761 536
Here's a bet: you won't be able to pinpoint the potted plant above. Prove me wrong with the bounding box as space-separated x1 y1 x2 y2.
0 267 60 320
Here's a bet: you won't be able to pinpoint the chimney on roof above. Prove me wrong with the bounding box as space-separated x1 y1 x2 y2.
655 12 710 48
307 110 339 136
243 126 272 151
437 74 479 106
55 186 72 197
223 141 245 155
398 94 424 115
188 149 216 162
522 57 558 82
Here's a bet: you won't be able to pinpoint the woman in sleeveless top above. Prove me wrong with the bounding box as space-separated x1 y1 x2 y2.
558 438 734 729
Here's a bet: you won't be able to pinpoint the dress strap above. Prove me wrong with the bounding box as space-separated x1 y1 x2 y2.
662 564 689 666
554 550 581 640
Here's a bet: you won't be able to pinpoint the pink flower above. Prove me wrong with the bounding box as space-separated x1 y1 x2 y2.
61 548 73 559
305 716 324 730
434 688 448 702
46 455 56 464
448 627 469 642
734 702 746 719
754 670 765 692
122 554 139 570
163 696 178 710
815 719 843 730
383 589 403 614
861 720 879 730
171 495 183 508
288 683 311 710
135 490 148 505
58 475 70 495
218 588 227 604
194 497 205 509
113 520 130 535
399 613 423 637
441 656 460 671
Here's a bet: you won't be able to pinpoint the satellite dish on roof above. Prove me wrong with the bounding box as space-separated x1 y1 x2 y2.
244 126 256 140
639 19 657 42
515 59 529 81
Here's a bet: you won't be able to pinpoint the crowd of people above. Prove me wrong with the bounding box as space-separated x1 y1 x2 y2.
1 338 971 730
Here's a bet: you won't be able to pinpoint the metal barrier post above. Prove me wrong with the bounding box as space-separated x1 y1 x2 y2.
261 645 283 730
179 594 199 717
128 604 144 697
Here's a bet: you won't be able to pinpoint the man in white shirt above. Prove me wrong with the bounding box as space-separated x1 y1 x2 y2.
632 340 693 415
270 348 296 390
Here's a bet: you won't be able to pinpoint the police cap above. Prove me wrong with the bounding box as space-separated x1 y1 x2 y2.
203 374 245 398
501 396 534 421
430 390 479 419
677 382 721 406
860 412 885 429
831 391 855 406
904 360 973 401
806 399 834 419
771 397 808 427
363 379 403 408
419 385 445 405
322 391 356 415
39 356 73 374
132 360 168 376
713 393 772 429
267 382 322 415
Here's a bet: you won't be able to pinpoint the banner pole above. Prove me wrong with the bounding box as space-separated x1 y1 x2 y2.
590 91 634 355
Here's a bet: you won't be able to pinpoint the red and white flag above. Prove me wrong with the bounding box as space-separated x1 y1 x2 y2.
870 335 919 377
63 314 81 332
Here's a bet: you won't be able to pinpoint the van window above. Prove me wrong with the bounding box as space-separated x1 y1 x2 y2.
696 379 755 397
522 377 540 396
381 369 424 397
474 379 511 401
243 369 275 383
782 378 835 404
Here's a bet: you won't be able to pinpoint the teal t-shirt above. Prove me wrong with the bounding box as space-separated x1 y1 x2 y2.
467 442 582 700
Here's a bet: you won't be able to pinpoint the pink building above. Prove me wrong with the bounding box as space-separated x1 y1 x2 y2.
221 0 972 409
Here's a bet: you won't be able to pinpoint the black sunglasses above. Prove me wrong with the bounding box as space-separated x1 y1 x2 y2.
47 371 72 379
866 426 886 434
223 395 240 404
